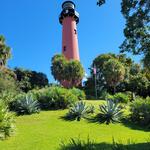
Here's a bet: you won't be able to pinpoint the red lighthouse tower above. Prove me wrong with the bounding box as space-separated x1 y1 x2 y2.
59 1 80 61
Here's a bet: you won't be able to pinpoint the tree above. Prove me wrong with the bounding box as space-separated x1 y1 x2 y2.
92 53 116 92
142 50 150 70
30 71 48 88
97 0 150 70
0 35 11 67
93 54 131 93
127 73 149 97
120 0 150 69
64 60 85 88
102 59 125 93
97 0 105 6
51 54 66 83
84 53 134 97
51 54 84 88
14 68 49 92
0 35 19 97
130 63 141 75
0 71 18 94
93 53 116 70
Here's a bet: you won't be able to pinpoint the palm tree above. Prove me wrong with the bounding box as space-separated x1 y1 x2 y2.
0 35 11 67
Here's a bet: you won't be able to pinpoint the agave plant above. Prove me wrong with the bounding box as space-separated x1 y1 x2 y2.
67 101 94 121
0 102 15 140
98 99 123 125
14 95 40 115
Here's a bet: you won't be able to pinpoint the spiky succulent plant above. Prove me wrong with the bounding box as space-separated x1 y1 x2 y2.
98 99 123 125
13 95 40 115
67 101 94 121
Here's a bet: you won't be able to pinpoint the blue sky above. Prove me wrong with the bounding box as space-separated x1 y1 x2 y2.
0 0 141 82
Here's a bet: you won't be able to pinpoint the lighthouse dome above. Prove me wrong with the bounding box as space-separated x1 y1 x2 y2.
62 1 75 10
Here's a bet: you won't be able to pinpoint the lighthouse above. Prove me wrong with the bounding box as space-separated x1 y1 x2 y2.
59 1 80 61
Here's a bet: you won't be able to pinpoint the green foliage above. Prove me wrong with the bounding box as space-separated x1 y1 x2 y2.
51 54 66 82
120 0 150 52
103 59 125 93
96 0 150 83
142 51 150 70
109 92 130 104
0 35 11 66
29 86 78 110
99 89 109 100
66 101 94 121
98 99 123 124
0 71 19 95
85 53 134 97
70 88 86 100
11 95 40 115
130 63 141 76
93 53 116 70
51 54 85 88
92 54 117 94
60 137 144 150
14 68 48 93
60 137 96 150
0 100 149 149
127 73 149 97
120 0 150 69
130 97 150 127
0 92 16 105
0 102 15 140
85 53 150 98
111 138 134 150
83 77 96 99
60 137 143 150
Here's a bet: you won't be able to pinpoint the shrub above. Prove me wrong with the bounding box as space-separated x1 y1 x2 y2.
60 137 96 150
125 91 136 101
0 91 16 105
29 87 78 110
106 94 114 100
97 99 123 124
70 88 86 100
113 93 129 103
130 97 150 127
0 71 19 94
66 101 94 121
11 94 40 115
99 89 109 100
0 102 15 140
107 93 130 103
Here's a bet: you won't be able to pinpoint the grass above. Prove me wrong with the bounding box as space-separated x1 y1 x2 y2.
0 100 149 150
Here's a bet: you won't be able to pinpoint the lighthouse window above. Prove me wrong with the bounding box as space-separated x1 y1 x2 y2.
74 29 77 34
63 46 66 51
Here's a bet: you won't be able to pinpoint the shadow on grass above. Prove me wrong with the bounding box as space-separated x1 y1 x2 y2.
86 115 150 132
60 114 119 125
59 115 76 122
121 119 150 132
60 113 150 132
59 114 97 122
59 142 150 150
85 114 111 125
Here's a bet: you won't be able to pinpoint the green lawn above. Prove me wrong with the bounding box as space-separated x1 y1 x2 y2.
0 100 149 150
